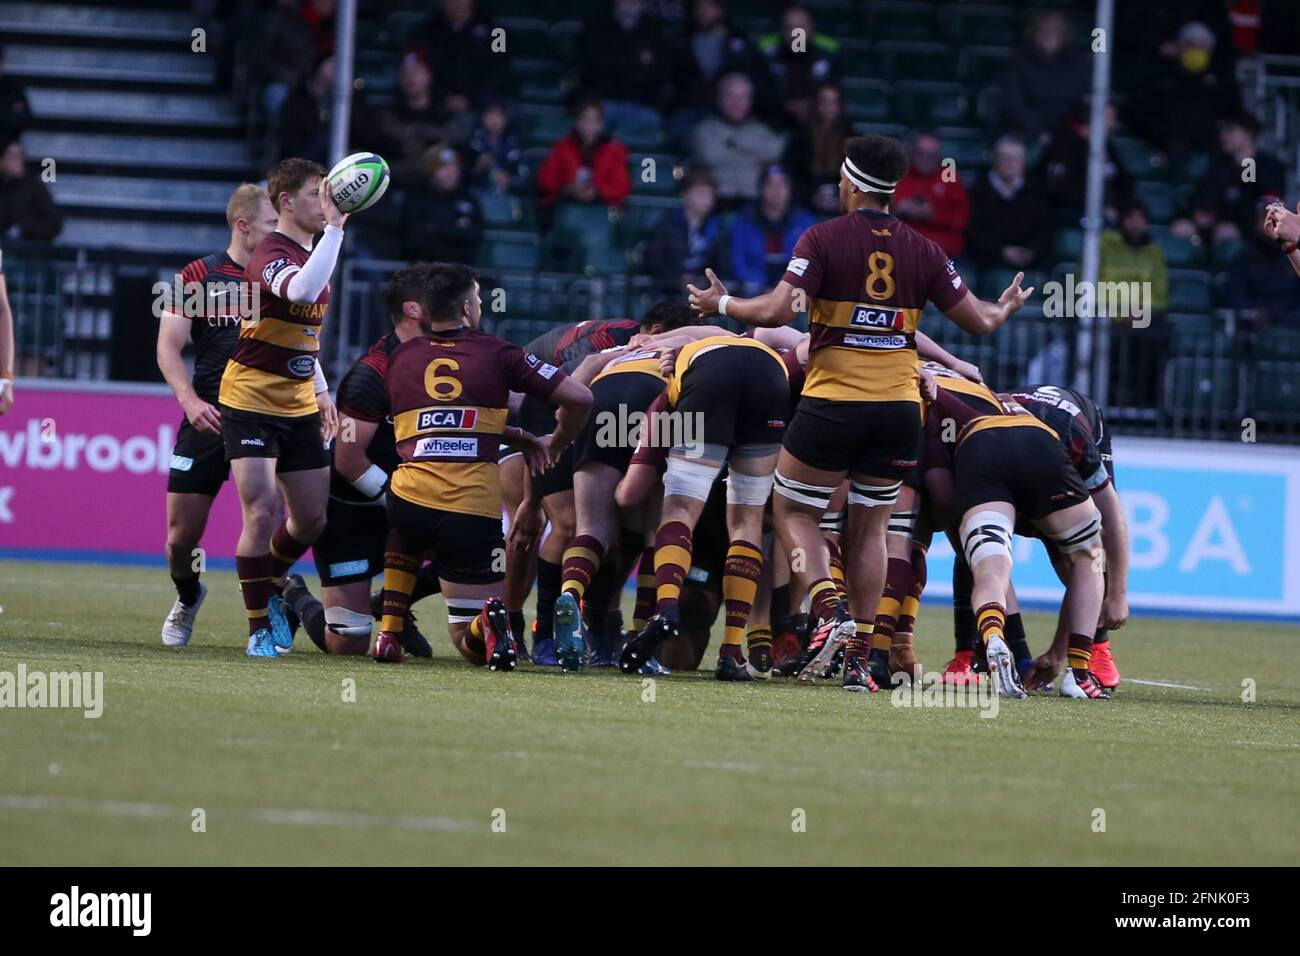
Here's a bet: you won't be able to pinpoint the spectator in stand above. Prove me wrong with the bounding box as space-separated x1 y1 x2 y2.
468 101 526 195
690 72 784 211
997 12 1089 145
536 97 631 212
967 135 1050 271
1044 101 1131 224
0 46 32 143
1230 198 1300 325
783 82 851 216
405 0 498 112
672 0 754 117
1100 199 1170 408
1175 112 1285 245
643 168 726 295
371 53 468 188
754 3 839 126
400 144 484 264
0 139 62 242
893 130 970 257
1134 21 1240 161
728 165 815 296
1100 200 1169 314
578 0 676 120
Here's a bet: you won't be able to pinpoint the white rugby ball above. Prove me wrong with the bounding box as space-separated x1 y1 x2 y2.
326 151 390 214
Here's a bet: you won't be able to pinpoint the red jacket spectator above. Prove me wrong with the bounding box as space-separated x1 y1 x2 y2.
536 101 630 210
893 133 971 256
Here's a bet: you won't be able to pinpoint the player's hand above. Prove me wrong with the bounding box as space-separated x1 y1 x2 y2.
316 389 339 443
686 267 728 316
536 432 569 470
997 271 1035 316
1101 590 1130 630
1020 651 1064 692
657 346 681 378
1265 202 1300 245
182 395 222 434
319 176 349 229
918 365 938 402
508 499 544 552
502 428 549 475
0 380 13 416
953 358 983 383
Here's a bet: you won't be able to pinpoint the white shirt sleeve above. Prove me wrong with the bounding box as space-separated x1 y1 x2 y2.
284 224 344 304
313 358 328 395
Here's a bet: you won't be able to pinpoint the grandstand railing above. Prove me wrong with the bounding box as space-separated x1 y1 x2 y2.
8 244 1298 445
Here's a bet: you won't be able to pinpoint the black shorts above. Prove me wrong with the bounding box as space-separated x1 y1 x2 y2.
517 394 573 497
574 370 666 474
312 495 388 586
219 405 330 472
676 346 789 449
167 417 230 495
783 397 921 481
953 425 1090 521
385 493 504 585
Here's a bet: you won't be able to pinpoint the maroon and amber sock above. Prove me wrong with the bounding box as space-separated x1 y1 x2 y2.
380 541 420 635
825 537 848 601
269 522 311 580
872 556 912 651
722 540 764 652
632 546 656 632
746 625 773 656
846 619 873 661
235 554 276 636
976 602 1007 645
560 534 604 602
1068 632 1094 673
897 547 926 636
653 520 693 621
808 578 841 623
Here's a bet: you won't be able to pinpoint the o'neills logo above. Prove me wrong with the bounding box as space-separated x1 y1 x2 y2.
50 886 150 936
413 436 479 458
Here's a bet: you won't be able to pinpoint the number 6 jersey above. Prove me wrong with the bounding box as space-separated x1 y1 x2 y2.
781 207 968 404
385 328 567 518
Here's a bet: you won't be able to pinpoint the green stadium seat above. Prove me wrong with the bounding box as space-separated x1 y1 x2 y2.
1162 357 1244 419
1168 269 1213 312
959 45 1014 86
479 192 525 228
875 41 956 84
608 112 664 152
894 82 970 126
496 18 551 59
1112 137 1165 180
865 1 935 42
628 153 680 195
979 267 1044 301
484 236 540 271
1254 363 1300 419
616 197 675 248
945 4 1018 46
1212 237 1245 269
1165 313 1216 355
842 78 895 123
1134 180 1176 223
1053 228 1084 261
584 244 630 276
1151 230 1205 268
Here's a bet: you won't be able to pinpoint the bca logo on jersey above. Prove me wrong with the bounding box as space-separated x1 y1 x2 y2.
850 305 904 330
263 256 291 286
417 407 478 430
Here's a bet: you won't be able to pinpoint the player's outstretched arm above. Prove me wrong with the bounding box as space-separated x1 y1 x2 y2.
942 271 1034 335
915 330 982 382
635 325 734 348
688 268 799 328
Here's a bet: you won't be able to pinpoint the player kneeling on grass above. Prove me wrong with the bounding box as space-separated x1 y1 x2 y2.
372 264 592 666
930 378 1107 700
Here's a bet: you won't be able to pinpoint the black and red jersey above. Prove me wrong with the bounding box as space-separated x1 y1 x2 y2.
330 331 402 504
169 251 246 405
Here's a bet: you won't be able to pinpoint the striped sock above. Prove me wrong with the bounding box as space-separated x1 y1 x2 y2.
722 541 764 655
380 542 420 634
653 520 693 621
560 534 604 602
1068 632 1094 672
746 625 773 655
269 522 311 580
976 602 1006 645
846 619 873 660
826 537 847 600
897 546 926 636
632 546 656 632
808 578 841 623
235 554 276 636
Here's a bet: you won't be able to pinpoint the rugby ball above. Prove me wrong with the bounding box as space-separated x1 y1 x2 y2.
326 152 390 214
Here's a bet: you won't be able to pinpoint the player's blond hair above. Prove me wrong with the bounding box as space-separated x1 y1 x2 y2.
226 183 270 228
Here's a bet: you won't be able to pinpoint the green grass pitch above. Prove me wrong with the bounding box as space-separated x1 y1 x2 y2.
1 559 1297 866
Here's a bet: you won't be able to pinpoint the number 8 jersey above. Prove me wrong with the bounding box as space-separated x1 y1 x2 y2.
782 208 968 404
385 328 567 518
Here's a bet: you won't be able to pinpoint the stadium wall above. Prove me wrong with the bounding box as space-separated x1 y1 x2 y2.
2 381 1298 623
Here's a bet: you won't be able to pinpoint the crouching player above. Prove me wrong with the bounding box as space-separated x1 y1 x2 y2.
372 264 592 665
934 383 1107 699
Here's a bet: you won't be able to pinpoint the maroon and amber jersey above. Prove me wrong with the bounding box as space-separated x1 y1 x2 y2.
782 208 967 404
589 348 667 387
387 327 566 518
330 331 402 504
219 231 328 417
665 335 786 406
921 363 1011 473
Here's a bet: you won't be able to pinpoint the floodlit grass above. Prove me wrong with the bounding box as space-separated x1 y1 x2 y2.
1 560 1297 865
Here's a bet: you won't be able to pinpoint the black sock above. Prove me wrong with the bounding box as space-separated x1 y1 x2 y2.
952 558 976 653
770 583 791 623
411 562 442 603
508 610 526 644
1093 627 1109 645
283 585 328 652
1005 612 1031 664
171 573 201 607
535 558 560 642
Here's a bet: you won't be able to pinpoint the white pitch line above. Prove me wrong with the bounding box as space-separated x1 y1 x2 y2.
0 794 477 833
1125 678 1209 691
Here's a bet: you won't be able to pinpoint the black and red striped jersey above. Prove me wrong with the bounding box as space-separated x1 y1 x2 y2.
330 331 402 504
169 251 246 404
1001 385 1113 491
525 319 640 366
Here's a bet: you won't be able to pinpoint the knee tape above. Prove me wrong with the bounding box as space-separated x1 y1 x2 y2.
961 510 1015 569
663 455 724 502
819 509 844 534
773 470 836 510
1050 511 1103 556
325 606 374 639
726 470 775 506
848 479 902 508
888 509 919 538
446 600 480 625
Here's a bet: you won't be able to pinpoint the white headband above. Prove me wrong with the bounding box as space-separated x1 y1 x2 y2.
842 156 898 195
